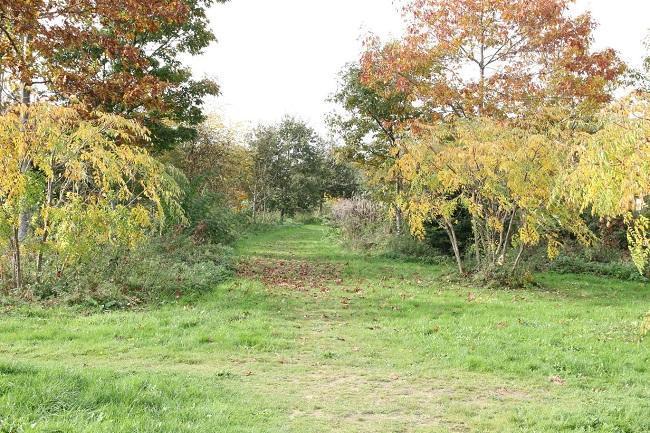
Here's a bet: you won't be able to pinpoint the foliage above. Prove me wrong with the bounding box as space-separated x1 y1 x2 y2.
562 94 650 273
330 64 420 191
30 234 232 308
0 0 224 151
397 119 590 274
164 116 253 243
361 0 623 120
548 254 649 282
249 117 359 221
356 0 629 276
0 104 183 289
328 197 390 250
329 63 422 232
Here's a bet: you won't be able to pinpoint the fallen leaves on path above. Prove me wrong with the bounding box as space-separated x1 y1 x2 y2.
237 258 344 292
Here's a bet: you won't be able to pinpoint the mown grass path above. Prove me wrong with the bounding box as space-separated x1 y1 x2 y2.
0 225 649 432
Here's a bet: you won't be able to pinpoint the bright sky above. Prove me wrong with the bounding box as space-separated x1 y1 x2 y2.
188 0 650 134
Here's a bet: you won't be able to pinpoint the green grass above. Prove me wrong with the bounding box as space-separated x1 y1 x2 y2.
0 224 648 432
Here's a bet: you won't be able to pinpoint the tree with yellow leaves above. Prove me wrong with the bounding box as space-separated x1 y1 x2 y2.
563 94 650 273
398 119 591 275
0 104 183 289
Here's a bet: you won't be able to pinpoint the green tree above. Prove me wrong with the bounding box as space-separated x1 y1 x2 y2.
329 63 422 232
250 118 326 221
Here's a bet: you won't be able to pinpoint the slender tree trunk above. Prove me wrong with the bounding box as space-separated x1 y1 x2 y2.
18 84 32 242
251 191 258 223
395 206 403 235
512 244 525 273
443 220 464 274
36 177 53 281
498 210 517 261
11 228 22 290
471 217 481 268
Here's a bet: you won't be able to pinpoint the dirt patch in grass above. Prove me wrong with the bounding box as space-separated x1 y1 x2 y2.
276 367 532 432
237 258 344 292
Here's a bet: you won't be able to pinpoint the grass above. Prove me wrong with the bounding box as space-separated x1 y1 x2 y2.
0 224 649 432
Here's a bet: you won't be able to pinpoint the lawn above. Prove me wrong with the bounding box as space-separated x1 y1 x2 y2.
0 225 648 432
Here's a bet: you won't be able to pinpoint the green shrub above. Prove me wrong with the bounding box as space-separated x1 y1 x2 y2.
292 212 323 225
383 234 451 265
548 255 649 282
28 235 233 309
184 190 240 244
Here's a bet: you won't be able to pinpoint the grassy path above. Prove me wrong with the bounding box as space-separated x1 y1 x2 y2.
0 225 648 432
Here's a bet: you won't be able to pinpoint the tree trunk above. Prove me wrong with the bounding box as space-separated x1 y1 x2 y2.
18 84 32 242
512 244 525 273
395 205 403 235
443 220 464 274
471 217 481 268
11 228 22 290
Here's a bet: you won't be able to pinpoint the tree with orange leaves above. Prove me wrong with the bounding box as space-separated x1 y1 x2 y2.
361 0 624 121
0 0 224 150
357 0 626 277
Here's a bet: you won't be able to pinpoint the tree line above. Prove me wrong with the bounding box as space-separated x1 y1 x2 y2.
329 0 650 279
0 0 648 297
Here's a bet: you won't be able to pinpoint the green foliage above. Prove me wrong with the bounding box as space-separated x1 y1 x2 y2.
31 235 232 308
382 233 451 265
249 117 359 220
548 255 649 282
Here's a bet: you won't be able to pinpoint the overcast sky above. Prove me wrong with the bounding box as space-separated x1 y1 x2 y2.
187 0 650 134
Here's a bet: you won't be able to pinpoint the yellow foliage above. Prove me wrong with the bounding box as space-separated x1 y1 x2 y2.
563 93 650 273
397 118 584 269
0 103 184 265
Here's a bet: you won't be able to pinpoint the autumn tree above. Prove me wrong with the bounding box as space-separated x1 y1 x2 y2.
330 63 422 232
0 104 183 289
0 0 224 150
359 0 625 275
563 94 650 273
361 0 623 121
0 0 223 267
398 119 592 274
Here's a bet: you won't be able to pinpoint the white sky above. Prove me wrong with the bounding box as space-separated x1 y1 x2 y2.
188 0 650 134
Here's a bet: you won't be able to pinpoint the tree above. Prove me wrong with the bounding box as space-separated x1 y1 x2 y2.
562 94 650 273
361 0 623 121
0 0 224 151
0 104 183 289
0 0 221 263
165 116 253 242
249 118 326 221
357 0 625 275
329 63 422 232
398 119 591 274
321 151 360 203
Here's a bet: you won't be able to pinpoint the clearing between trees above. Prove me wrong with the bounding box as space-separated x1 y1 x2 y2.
0 225 648 433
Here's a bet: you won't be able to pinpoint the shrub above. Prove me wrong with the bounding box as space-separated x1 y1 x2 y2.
383 234 451 264
25 235 233 309
328 197 390 249
184 190 241 245
548 254 649 282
